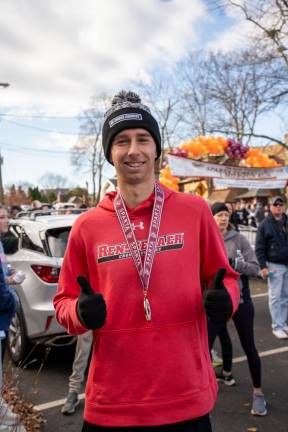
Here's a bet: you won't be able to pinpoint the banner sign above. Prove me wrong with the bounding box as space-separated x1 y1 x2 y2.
167 155 288 180
213 178 286 189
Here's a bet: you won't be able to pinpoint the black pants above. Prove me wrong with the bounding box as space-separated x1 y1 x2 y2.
208 301 262 388
82 414 212 432
208 321 233 371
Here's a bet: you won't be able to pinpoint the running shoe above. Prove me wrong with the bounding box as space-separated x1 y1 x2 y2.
61 392 80 415
216 370 236 386
211 349 223 368
251 394 267 416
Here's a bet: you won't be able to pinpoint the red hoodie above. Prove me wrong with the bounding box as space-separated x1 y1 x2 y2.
54 184 239 427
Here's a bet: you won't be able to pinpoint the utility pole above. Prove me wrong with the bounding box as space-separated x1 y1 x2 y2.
0 82 10 203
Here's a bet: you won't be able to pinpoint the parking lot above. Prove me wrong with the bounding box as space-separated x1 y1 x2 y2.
3 278 288 432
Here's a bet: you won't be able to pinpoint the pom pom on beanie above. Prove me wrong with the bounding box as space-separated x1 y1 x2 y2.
102 90 161 163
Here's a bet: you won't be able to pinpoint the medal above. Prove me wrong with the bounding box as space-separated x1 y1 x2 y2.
144 293 152 321
114 183 164 321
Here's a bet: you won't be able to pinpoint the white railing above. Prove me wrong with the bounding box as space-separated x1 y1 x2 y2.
238 225 258 248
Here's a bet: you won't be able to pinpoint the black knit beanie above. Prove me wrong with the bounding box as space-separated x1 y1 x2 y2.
102 90 161 163
211 202 229 216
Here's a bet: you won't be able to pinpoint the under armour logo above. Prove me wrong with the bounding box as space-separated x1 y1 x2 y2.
132 221 145 230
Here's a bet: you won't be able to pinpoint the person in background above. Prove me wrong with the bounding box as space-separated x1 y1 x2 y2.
247 204 257 228
0 261 19 426
9 205 22 219
208 202 267 417
263 204 270 218
0 205 25 361
255 196 288 339
234 201 249 226
226 202 238 231
54 90 239 432
255 202 265 226
2 204 22 263
61 331 93 415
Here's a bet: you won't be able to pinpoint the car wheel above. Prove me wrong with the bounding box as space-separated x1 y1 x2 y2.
7 306 30 365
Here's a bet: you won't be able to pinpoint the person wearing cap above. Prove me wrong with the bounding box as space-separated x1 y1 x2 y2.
255 196 288 339
209 202 267 417
54 90 239 432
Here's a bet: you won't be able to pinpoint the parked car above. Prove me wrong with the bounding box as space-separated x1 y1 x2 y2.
4 210 87 364
53 202 77 210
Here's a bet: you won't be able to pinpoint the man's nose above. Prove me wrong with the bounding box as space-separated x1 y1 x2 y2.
128 139 140 155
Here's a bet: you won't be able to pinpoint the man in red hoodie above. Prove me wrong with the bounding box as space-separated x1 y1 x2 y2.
54 91 239 432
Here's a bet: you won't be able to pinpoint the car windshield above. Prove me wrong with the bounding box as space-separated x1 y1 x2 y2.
46 227 71 257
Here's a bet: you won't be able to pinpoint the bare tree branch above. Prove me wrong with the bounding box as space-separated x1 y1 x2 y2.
177 49 284 146
229 0 288 67
71 94 109 204
212 128 287 148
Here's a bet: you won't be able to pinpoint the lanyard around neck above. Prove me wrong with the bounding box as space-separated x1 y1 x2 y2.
114 183 164 320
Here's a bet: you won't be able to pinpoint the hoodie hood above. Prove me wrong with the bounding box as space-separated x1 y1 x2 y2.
223 229 239 242
98 182 174 215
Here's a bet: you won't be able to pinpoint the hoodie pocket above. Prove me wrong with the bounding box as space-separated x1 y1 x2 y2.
88 321 211 406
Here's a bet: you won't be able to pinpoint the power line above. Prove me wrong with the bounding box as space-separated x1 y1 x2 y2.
0 147 69 159
2 118 82 135
0 113 85 120
0 141 71 156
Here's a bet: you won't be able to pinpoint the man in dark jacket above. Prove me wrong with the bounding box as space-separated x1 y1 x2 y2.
255 196 288 339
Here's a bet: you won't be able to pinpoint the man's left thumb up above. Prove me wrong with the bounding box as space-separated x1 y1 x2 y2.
212 268 226 290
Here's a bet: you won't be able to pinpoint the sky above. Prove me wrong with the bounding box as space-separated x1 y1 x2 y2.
0 0 287 192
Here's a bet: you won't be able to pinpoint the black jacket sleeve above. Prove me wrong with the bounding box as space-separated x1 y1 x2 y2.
255 223 267 269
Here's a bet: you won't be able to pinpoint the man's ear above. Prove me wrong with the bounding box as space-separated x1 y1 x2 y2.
154 147 158 160
108 150 114 165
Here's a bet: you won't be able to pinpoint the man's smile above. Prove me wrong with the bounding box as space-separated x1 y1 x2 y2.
124 161 145 168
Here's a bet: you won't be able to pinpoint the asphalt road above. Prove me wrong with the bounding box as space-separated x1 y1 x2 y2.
4 278 288 432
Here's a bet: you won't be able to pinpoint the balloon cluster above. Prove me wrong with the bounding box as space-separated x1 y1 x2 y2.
170 136 281 167
173 136 227 159
225 139 249 160
244 148 279 168
159 164 180 192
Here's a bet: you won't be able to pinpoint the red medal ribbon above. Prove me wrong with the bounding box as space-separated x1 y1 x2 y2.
114 183 164 321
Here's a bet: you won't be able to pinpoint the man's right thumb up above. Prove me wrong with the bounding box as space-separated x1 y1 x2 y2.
76 276 107 329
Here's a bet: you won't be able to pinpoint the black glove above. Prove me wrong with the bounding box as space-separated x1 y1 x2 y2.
229 258 236 269
203 268 232 325
76 276 107 329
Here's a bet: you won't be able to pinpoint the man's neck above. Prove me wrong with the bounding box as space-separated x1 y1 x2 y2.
273 214 283 221
118 180 155 209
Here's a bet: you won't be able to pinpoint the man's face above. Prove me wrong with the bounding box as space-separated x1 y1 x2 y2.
270 199 285 217
0 208 9 234
110 128 157 185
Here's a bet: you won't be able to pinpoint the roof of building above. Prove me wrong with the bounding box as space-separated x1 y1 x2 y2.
234 189 272 199
208 188 248 203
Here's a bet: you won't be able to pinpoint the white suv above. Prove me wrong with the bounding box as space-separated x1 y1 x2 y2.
5 210 87 364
